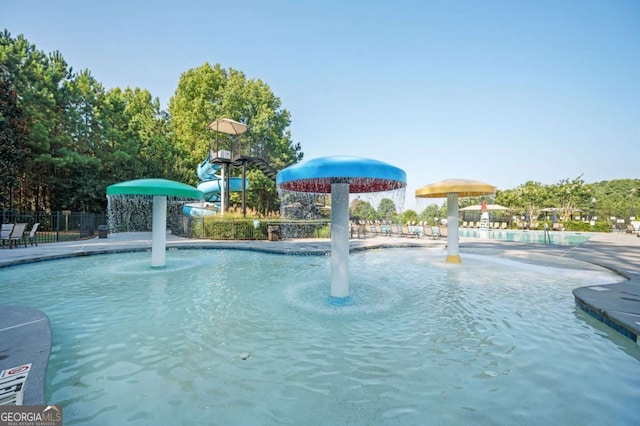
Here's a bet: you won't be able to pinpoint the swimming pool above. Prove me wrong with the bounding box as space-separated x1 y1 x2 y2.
458 228 592 245
0 248 638 425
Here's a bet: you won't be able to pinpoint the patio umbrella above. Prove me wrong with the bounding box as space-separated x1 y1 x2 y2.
207 118 248 135
416 178 496 263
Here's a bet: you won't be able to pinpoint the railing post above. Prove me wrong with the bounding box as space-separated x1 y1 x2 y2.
55 211 60 241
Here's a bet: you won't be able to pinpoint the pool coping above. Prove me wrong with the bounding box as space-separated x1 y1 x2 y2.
1 231 639 405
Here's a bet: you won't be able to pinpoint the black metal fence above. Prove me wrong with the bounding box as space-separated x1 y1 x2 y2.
2 208 332 244
2 209 107 244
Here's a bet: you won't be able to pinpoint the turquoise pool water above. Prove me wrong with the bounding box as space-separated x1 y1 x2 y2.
458 229 591 245
0 248 638 425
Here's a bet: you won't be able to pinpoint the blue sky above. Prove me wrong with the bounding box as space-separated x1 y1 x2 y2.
2 0 639 210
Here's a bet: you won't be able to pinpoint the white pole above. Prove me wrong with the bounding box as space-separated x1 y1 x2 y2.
220 166 225 217
331 182 350 298
151 195 167 267
446 192 461 263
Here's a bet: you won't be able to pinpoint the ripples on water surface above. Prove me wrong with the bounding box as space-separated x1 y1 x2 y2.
1 248 639 425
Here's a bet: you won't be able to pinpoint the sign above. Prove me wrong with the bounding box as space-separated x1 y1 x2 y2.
216 150 231 159
0 364 31 406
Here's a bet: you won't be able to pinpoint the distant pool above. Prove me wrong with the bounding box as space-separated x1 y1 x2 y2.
458 229 591 245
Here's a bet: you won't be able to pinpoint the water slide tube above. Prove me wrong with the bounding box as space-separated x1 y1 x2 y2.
182 151 249 217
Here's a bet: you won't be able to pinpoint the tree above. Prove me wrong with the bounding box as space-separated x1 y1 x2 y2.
0 68 29 209
350 199 376 221
494 189 520 210
377 198 398 221
547 176 590 222
515 181 546 222
169 63 302 214
402 209 419 224
243 169 279 214
102 87 180 183
1 32 74 211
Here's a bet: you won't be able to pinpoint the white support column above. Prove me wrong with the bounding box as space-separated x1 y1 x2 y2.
151 195 167 267
446 192 461 263
330 182 350 298
220 166 226 217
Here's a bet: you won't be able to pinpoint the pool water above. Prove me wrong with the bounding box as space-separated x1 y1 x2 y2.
1 248 639 425
458 228 591 245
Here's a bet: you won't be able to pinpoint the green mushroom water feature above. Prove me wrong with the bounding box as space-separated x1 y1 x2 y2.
276 156 406 300
106 179 203 267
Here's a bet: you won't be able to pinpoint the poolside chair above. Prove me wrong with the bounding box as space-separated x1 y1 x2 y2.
25 223 40 246
357 222 367 239
1 224 14 247
438 225 448 238
401 224 417 238
349 221 357 238
8 223 27 248
390 224 402 237
422 224 435 239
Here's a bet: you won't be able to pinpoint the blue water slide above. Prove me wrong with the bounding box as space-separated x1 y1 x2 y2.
183 151 249 217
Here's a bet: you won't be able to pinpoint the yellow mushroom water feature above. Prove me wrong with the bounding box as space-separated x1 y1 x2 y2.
416 178 496 263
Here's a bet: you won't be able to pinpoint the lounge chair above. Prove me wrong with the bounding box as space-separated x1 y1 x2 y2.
1 224 14 247
438 225 448 238
401 224 417 238
501 222 508 230
8 223 27 248
357 222 367 239
349 221 357 238
422 224 435 239
25 223 40 246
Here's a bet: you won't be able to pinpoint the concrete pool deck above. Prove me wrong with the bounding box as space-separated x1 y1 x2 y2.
1 230 639 404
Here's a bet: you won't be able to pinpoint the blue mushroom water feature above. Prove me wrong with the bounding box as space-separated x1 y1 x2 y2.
106 179 203 267
276 156 406 300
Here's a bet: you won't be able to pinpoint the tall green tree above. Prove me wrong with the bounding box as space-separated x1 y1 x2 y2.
1 31 72 211
169 63 302 214
0 68 29 209
57 69 107 211
102 87 179 183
